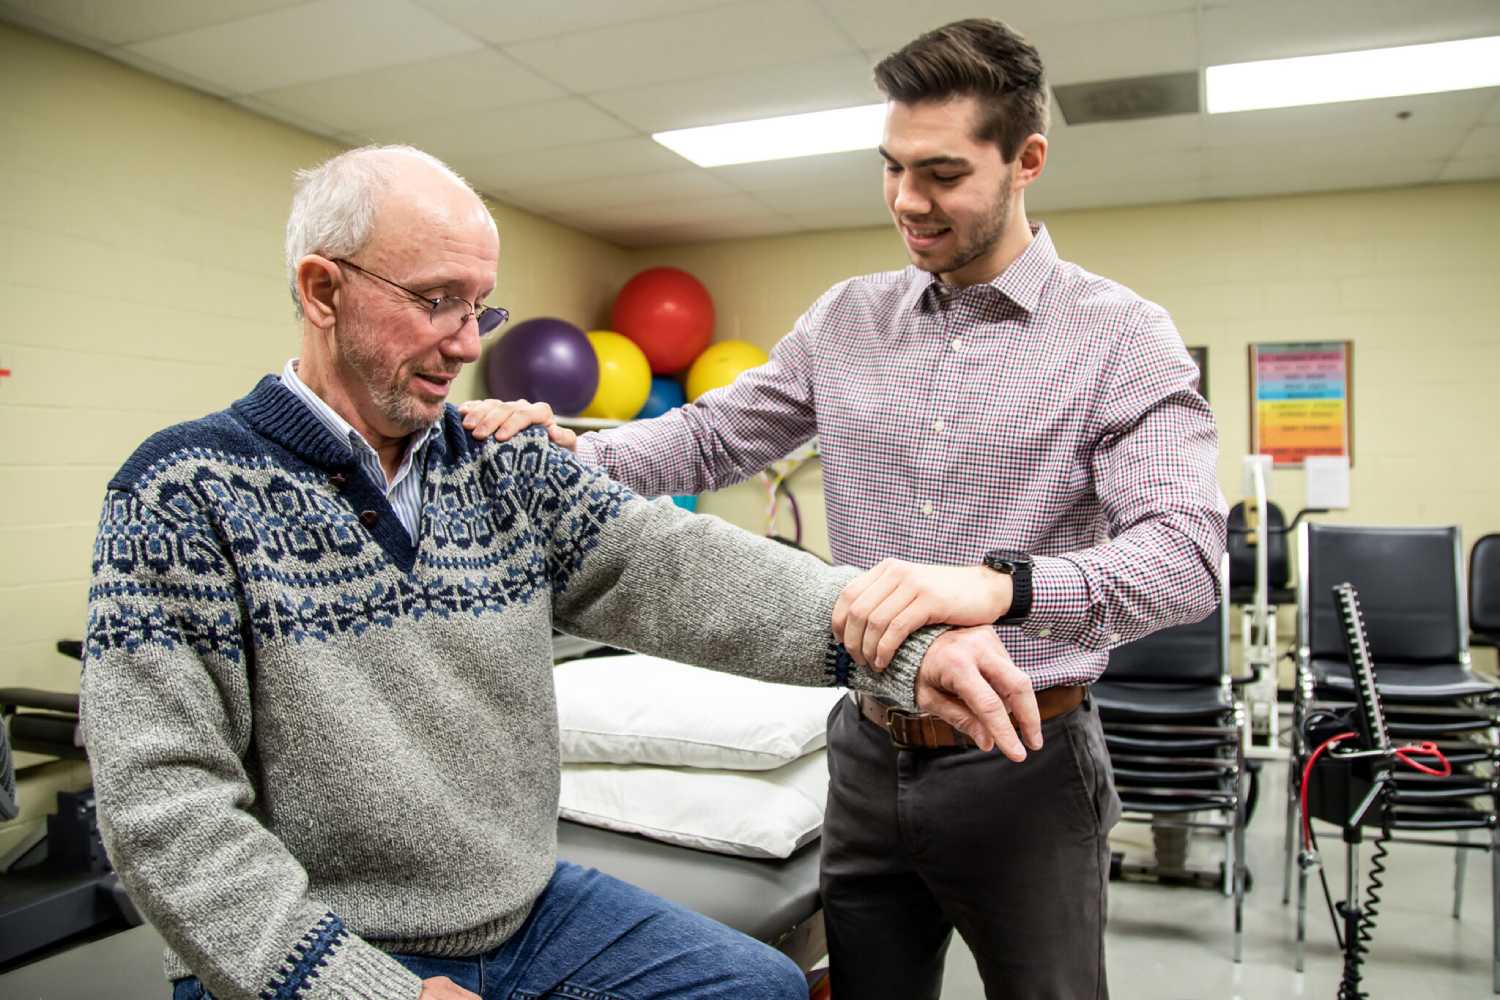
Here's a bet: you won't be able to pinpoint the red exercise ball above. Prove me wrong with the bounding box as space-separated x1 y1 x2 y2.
611 267 715 375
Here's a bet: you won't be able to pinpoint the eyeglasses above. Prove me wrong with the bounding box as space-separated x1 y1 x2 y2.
333 258 509 338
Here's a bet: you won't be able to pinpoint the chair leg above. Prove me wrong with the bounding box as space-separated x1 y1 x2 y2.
1282 754 1299 905
1233 784 1247 963
1491 821 1499 994
1456 828 1470 919
1295 835 1310 973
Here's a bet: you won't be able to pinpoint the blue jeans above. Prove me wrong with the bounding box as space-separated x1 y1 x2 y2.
172 860 805 1000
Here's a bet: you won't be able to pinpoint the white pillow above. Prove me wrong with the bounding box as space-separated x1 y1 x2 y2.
559 751 829 859
553 653 845 770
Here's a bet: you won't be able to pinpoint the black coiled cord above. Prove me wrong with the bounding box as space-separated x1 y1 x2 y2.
1336 781 1394 1000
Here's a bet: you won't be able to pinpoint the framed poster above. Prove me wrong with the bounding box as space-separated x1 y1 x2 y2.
1248 341 1353 467
1187 346 1208 402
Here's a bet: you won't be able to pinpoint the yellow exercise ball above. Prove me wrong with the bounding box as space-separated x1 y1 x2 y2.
581 330 652 420
685 340 769 402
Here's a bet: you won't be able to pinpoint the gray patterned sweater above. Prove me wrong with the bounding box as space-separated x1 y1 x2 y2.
81 376 929 1000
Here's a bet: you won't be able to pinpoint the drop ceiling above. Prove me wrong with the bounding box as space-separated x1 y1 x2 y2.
4 0 1498 247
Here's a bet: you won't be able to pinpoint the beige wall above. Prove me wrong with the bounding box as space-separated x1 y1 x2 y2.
0 23 630 691
3 21 1496 694
631 183 1500 569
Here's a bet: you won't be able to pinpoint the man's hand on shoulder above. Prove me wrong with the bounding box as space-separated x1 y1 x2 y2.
833 559 1012 669
914 626 1042 761
421 976 482 1000
459 398 577 451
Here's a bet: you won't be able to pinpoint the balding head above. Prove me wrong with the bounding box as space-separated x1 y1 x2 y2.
284 145 494 318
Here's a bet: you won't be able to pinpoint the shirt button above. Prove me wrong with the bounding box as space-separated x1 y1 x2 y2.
359 510 380 528
950 337 963 351
1109 632 1122 643
920 501 934 517
1038 627 1051 638
931 417 945 433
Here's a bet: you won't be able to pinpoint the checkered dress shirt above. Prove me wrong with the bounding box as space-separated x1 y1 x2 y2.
578 225 1227 688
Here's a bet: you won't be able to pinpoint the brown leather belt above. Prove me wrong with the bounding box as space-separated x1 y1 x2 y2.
857 685 1085 750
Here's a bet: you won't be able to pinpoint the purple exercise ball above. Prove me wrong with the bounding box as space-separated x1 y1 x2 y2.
484 317 599 416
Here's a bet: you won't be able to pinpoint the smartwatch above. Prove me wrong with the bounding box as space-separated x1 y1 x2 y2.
982 549 1033 624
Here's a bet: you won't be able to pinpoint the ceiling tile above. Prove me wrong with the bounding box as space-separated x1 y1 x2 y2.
409 0 729 45
357 98 634 158
815 0 1198 56
121 0 479 95
582 214 798 249
580 193 773 229
750 182 882 216
501 0 854 94
500 170 739 215
1203 155 1447 199
0 0 308 47
248 48 564 130
233 95 341 137
1452 124 1500 160
1201 0 1500 65
1027 9 1199 85
458 137 689 192
589 54 881 133
795 203 890 233
1204 91 1494 148
711 150 880 194
1047 113 1203 158
1030 175 1206 214
103 43 240 98
1438 156 1500 182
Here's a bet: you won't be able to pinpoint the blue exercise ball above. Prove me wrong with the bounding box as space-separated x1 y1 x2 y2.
638 376 686 420
485 318 599 416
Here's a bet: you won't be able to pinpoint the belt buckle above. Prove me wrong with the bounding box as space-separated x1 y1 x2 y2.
885 707 921 750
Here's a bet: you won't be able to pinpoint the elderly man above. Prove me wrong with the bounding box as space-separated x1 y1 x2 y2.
80 145 1032 1000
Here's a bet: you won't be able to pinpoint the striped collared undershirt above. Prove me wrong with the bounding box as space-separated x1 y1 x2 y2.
280 358 439 543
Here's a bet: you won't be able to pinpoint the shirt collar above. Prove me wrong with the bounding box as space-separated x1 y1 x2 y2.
280 358 442 465
898 222 1057 316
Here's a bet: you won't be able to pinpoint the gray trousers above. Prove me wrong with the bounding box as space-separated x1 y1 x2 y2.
820 692 1121 1000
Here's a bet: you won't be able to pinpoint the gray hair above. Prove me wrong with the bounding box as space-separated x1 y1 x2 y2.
283 144 482 318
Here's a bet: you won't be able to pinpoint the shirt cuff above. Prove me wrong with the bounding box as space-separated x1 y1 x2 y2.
573 433 601 466
1021 555 1093 642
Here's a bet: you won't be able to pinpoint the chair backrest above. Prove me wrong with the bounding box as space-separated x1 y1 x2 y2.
1471 533 1500 636
1105 553 1229 683
1300 523 1465 664
1227 500 1291 591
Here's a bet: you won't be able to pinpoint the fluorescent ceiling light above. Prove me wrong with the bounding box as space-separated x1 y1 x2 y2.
653 103 886 167
1206 35 1500 114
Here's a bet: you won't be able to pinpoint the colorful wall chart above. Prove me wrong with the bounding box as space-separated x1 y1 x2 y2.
1249 341 1353 467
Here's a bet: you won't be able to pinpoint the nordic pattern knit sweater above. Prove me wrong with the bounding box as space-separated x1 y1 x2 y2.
81 375 929 1000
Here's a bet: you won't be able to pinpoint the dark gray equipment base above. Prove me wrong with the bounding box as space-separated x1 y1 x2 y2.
0 820 825 997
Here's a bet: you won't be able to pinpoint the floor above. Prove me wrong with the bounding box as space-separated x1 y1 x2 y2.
938 755 1495 999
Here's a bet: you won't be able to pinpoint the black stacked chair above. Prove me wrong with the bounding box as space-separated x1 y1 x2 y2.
1093 556 1249 961
1284 524 1500 989
1473 533 1500 650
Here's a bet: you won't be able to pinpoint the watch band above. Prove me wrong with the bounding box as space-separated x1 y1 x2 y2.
983 550 1033 624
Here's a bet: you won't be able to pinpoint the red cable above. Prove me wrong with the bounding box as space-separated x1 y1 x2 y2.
1301 735 1455 847
1302 731 1355 848
1394 741 1451 777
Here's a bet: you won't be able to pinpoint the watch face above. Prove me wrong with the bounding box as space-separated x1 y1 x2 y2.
986 550 1028 573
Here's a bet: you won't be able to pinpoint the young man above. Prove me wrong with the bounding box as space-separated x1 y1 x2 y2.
81 144 1033 1000
464 19 1227 999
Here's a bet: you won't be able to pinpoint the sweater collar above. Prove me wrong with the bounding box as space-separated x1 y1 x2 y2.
233 375 469 470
